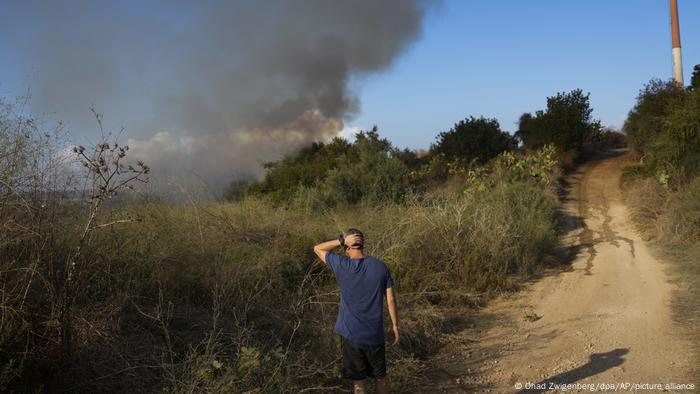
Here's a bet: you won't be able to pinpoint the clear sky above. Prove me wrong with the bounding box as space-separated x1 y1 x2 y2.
1 0 698 177
350 0 700 149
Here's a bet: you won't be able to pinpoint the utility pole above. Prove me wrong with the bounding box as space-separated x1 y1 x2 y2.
670 0 684 86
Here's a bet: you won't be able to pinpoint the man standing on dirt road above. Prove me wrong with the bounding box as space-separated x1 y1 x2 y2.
313 228 399 394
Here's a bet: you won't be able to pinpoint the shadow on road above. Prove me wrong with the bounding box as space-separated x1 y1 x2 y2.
516 348 629 393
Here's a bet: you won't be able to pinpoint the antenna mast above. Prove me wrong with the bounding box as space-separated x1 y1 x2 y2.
670 0 684 86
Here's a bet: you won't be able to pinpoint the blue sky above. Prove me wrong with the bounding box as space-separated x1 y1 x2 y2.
350 0 700 149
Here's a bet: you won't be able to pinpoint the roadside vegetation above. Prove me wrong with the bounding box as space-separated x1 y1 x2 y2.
621 66 700 380
1 88 613 392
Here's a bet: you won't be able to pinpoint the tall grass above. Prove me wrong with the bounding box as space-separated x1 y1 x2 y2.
623 177 700 380
0 97 563 392
2 178 560 392
621 78 700 380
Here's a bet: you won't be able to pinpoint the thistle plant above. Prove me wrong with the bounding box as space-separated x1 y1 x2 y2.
58 109 149 353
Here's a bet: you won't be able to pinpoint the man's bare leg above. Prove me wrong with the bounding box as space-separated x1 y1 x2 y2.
375 377 389 394
353 380 367 394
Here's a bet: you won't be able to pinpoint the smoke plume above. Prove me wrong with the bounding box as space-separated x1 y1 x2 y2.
2 0 434 192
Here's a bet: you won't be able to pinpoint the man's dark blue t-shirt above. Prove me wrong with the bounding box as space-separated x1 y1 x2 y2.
326 252 393 345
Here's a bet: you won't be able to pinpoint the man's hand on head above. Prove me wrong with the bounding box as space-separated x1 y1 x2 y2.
344 234 362 248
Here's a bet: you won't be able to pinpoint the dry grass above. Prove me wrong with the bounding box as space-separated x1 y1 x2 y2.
0 98 563 392
623 175 700 381
1 178 561 392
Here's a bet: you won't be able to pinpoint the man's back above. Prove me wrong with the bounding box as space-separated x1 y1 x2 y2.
326 253 393 345
313 231 399 392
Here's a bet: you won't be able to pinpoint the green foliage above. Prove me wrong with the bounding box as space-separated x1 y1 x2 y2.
407 153 450 186
250 128 408 207
453 145 560 197
493 144 560 190
384 182 560 292
248 137 352 203
622 79 700 371
518 89 601 153
690 64 700 91
314 131 408 206
431 116 515 165
649 88 700 186
588 127 627 150
393 148 428 171
623 79 684 156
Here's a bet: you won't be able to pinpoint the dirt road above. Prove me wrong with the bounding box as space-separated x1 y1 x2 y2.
429 151 696 393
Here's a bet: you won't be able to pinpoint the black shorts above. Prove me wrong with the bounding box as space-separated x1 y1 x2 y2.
340 336 387 381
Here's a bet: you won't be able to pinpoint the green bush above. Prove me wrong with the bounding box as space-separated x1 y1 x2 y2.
248 137 352 203
623 79 684 157
312 130 408 206
650 88 700 186
249 128 408 206
517 89 601 154
431 116 515 165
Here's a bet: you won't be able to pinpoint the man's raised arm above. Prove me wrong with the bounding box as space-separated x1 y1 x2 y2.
313 239 340 263
313 234 361 263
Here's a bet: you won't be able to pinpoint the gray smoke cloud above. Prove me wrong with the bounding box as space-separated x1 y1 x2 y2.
2 0 435 193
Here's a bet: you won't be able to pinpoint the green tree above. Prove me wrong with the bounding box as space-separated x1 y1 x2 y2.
624 79 684 156
316 128 408 205
518 89 600 153
248 127 408 206
690 64 700 91
431 116 514 165
651 88 700 185
247 137 351 203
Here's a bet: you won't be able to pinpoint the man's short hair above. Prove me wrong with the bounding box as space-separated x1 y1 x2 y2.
346 228 364 249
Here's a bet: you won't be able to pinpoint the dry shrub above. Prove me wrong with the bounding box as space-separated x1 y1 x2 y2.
623 177 669 236
658 178 700 244
623 174 700 381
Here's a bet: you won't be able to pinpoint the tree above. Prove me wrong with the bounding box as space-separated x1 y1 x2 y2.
623 80 684 156
651 87 700 185
690 64 700 91
248 127 408 205
518 89 600 153
316 127 408 205
431 116 514 165
247 137 351 203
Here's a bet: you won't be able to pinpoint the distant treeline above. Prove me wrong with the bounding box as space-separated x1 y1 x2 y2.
225 88 624 204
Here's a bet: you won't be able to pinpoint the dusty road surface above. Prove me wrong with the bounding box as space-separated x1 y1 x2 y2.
428 150 696 393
